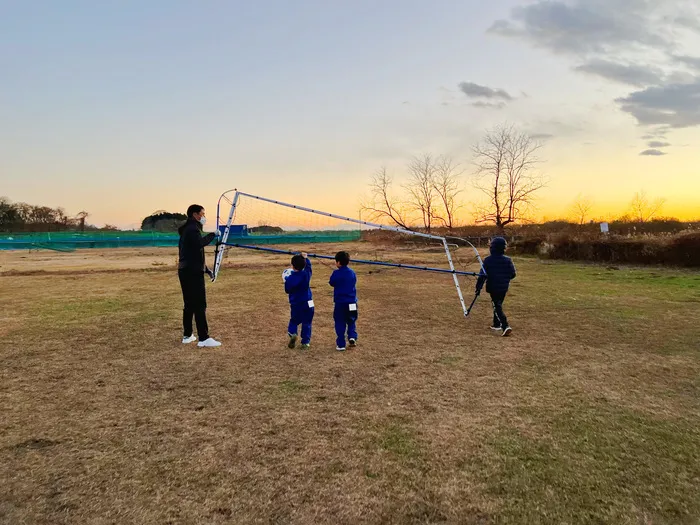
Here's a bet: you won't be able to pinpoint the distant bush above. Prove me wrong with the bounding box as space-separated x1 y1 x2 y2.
141 211 187 232
359 218 699 243
249 225 284 234
510 237 546 256
517 232 700 267
664 232 700 267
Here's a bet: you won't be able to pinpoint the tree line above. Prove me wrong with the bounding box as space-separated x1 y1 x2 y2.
0 199 194 233
0 197 101 232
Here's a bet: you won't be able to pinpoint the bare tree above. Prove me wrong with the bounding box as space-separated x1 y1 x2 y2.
0 198 92 232
472 124 546 232
30 206 58 224
361 167 411 230
56 207 69 226
570 194 593 225
404 154 439 233
628 191 665 222
0 197 20 229
431 156 464 230
14 203 33 223
75 211 89 231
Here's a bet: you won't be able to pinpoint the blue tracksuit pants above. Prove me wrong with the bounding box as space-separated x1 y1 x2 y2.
333 303 358 348
288 303 314 345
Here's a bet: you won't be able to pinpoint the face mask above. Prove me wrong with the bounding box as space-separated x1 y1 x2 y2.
199 216 207 226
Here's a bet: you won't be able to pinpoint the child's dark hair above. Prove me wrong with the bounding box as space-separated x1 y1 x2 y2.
291 254 306 270
335 251 350 266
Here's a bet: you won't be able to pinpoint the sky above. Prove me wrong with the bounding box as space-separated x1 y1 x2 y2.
1 0 699 228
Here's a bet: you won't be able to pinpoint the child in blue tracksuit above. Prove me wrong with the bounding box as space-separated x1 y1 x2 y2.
329 251 358 351
475 237 516 336
284 252 314 349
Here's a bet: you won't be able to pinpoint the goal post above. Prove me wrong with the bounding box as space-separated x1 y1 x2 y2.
213 189 485 317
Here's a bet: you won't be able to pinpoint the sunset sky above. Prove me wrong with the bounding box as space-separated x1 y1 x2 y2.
1 0 699 228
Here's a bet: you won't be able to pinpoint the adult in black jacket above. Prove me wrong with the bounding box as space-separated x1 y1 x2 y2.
178 204 221 347
475 237 516 336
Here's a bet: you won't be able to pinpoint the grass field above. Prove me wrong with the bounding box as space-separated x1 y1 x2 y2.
1 244 699 524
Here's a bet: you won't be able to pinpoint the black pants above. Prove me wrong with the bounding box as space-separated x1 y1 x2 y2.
490 291 509 329
178 270 209 340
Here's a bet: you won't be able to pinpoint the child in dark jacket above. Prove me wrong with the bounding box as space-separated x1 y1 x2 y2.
475 237 516 336
284 252 314 349
329 251 358 351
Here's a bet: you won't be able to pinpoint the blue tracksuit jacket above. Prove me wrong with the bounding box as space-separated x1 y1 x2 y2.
285 258 312 304
329 265 357 304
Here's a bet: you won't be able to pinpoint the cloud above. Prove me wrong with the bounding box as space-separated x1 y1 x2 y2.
574 59 663 86
616 79 700 128
488 0 674 56
489 1 700 134
530 119 587 138
666 71 698 84
458 82 513 101
641 127 671 140
639 149 667 156
672 14 700 33
647 140 670 148
674 55 700 71
471 101 507 110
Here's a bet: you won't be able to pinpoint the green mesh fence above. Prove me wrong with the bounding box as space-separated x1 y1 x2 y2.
230 230 361 246
0 229 361 251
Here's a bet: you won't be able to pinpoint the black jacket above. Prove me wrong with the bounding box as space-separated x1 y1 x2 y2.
178 219 216 272
476 237 516 294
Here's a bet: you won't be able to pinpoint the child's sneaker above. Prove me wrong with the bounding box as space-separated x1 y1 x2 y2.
336 346 346 352
287 333 297 349
300 343 310 349
197 337 222 348
490 326 502 331
348 338 357 347
182 334 197 344
502 326 512 337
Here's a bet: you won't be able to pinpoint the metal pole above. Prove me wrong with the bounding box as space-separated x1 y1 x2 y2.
221 242 480 276
443 238 468 316
213 191 240 281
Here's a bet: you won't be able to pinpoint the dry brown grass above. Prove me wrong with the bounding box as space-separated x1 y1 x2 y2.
1 244 699 524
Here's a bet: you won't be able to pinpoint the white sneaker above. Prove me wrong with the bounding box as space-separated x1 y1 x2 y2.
336 346 346 352
198 337 222 348
182 334 197 344
490 326 503 331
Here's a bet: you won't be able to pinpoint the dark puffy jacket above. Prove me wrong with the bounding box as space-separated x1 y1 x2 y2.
476 237 516 294
178 219 215 272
